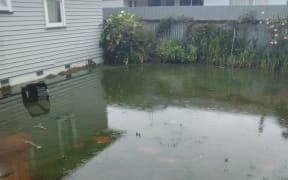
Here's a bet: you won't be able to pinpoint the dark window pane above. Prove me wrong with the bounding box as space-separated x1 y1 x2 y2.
166 0 175 6
180 0 191 6
192 0 203 5
148 0 161 6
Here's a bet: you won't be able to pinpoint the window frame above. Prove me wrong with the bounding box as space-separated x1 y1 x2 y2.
43 0 66 28
0 0 13 12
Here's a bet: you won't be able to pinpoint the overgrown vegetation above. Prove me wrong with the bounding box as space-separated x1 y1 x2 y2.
100 11 157 65
159 39 196 63
156 17 177 38
101 11 288 71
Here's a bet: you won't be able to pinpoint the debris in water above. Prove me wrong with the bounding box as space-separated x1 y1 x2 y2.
136 132 141 138
247 173 253 178
33 123 47 130
23 140 42 149
95 136 112 144
224 158 229 163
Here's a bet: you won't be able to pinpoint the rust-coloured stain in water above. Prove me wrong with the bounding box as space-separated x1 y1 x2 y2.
0 133 31 180
95 136 112 144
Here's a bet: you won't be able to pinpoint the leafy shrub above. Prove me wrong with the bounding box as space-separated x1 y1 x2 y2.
156 17 176 38
100 11 156 65
159 39 185 63
184 44 197 63
185 24 233 64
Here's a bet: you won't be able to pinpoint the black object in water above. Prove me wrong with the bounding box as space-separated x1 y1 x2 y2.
21 82 50 117
21 82 49 102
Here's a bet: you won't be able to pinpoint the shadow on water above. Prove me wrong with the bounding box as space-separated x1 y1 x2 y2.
0 69 122 180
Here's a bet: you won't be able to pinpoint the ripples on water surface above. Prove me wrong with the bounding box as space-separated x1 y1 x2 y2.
1 64 288 180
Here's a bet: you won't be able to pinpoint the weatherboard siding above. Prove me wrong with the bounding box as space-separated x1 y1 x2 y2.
0 0 103 86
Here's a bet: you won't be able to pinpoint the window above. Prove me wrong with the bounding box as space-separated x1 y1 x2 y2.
148 0 161 6
0 0 12 12
43 0 66 28
166 0 175 6
180 0 191 6
192 0 203 6
129 1 137 7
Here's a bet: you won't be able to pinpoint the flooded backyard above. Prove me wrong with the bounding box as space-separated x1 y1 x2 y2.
1 64 288 179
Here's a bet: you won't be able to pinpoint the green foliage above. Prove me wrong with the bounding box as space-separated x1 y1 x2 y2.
156 17 177 38
159 39 197 63
101 13 288 71
185 44 197 63
158 39 197 63
185 24 235 65
238 11 258 24
159 39 185 63
100 11 157 65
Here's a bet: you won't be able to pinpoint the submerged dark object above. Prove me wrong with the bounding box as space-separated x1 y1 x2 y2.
21 82 50 117
21 82 49 102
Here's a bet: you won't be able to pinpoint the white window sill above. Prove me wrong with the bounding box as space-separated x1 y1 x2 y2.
45 23 66 29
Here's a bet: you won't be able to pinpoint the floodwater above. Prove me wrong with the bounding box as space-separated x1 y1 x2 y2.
1 65 288 180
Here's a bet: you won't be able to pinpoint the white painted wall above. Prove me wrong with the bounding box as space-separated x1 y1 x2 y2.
204 0 229 6
230 0 287 5
0 0 103 87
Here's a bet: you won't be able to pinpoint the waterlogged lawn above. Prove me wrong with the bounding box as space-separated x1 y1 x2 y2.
1 64 288 180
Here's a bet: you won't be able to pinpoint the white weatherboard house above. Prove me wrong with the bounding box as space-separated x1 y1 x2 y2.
0 0 103 87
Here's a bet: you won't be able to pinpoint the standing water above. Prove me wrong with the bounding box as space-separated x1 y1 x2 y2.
1 64 288 180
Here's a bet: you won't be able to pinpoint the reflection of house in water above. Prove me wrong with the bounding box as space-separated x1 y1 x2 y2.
23 100 51 117
0 70 110 179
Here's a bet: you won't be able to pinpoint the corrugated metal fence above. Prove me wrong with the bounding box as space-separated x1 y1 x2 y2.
104 6 288 43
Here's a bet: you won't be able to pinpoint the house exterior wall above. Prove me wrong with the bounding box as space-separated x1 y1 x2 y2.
230 0 287 5
204 0 229 6
0 0 103 87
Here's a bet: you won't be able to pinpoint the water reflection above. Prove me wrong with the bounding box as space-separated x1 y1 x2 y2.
102 65 288 138
91 64 288 180
258 115 265 134
0 133 31 180
0 69 121 180
1 64 288 180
